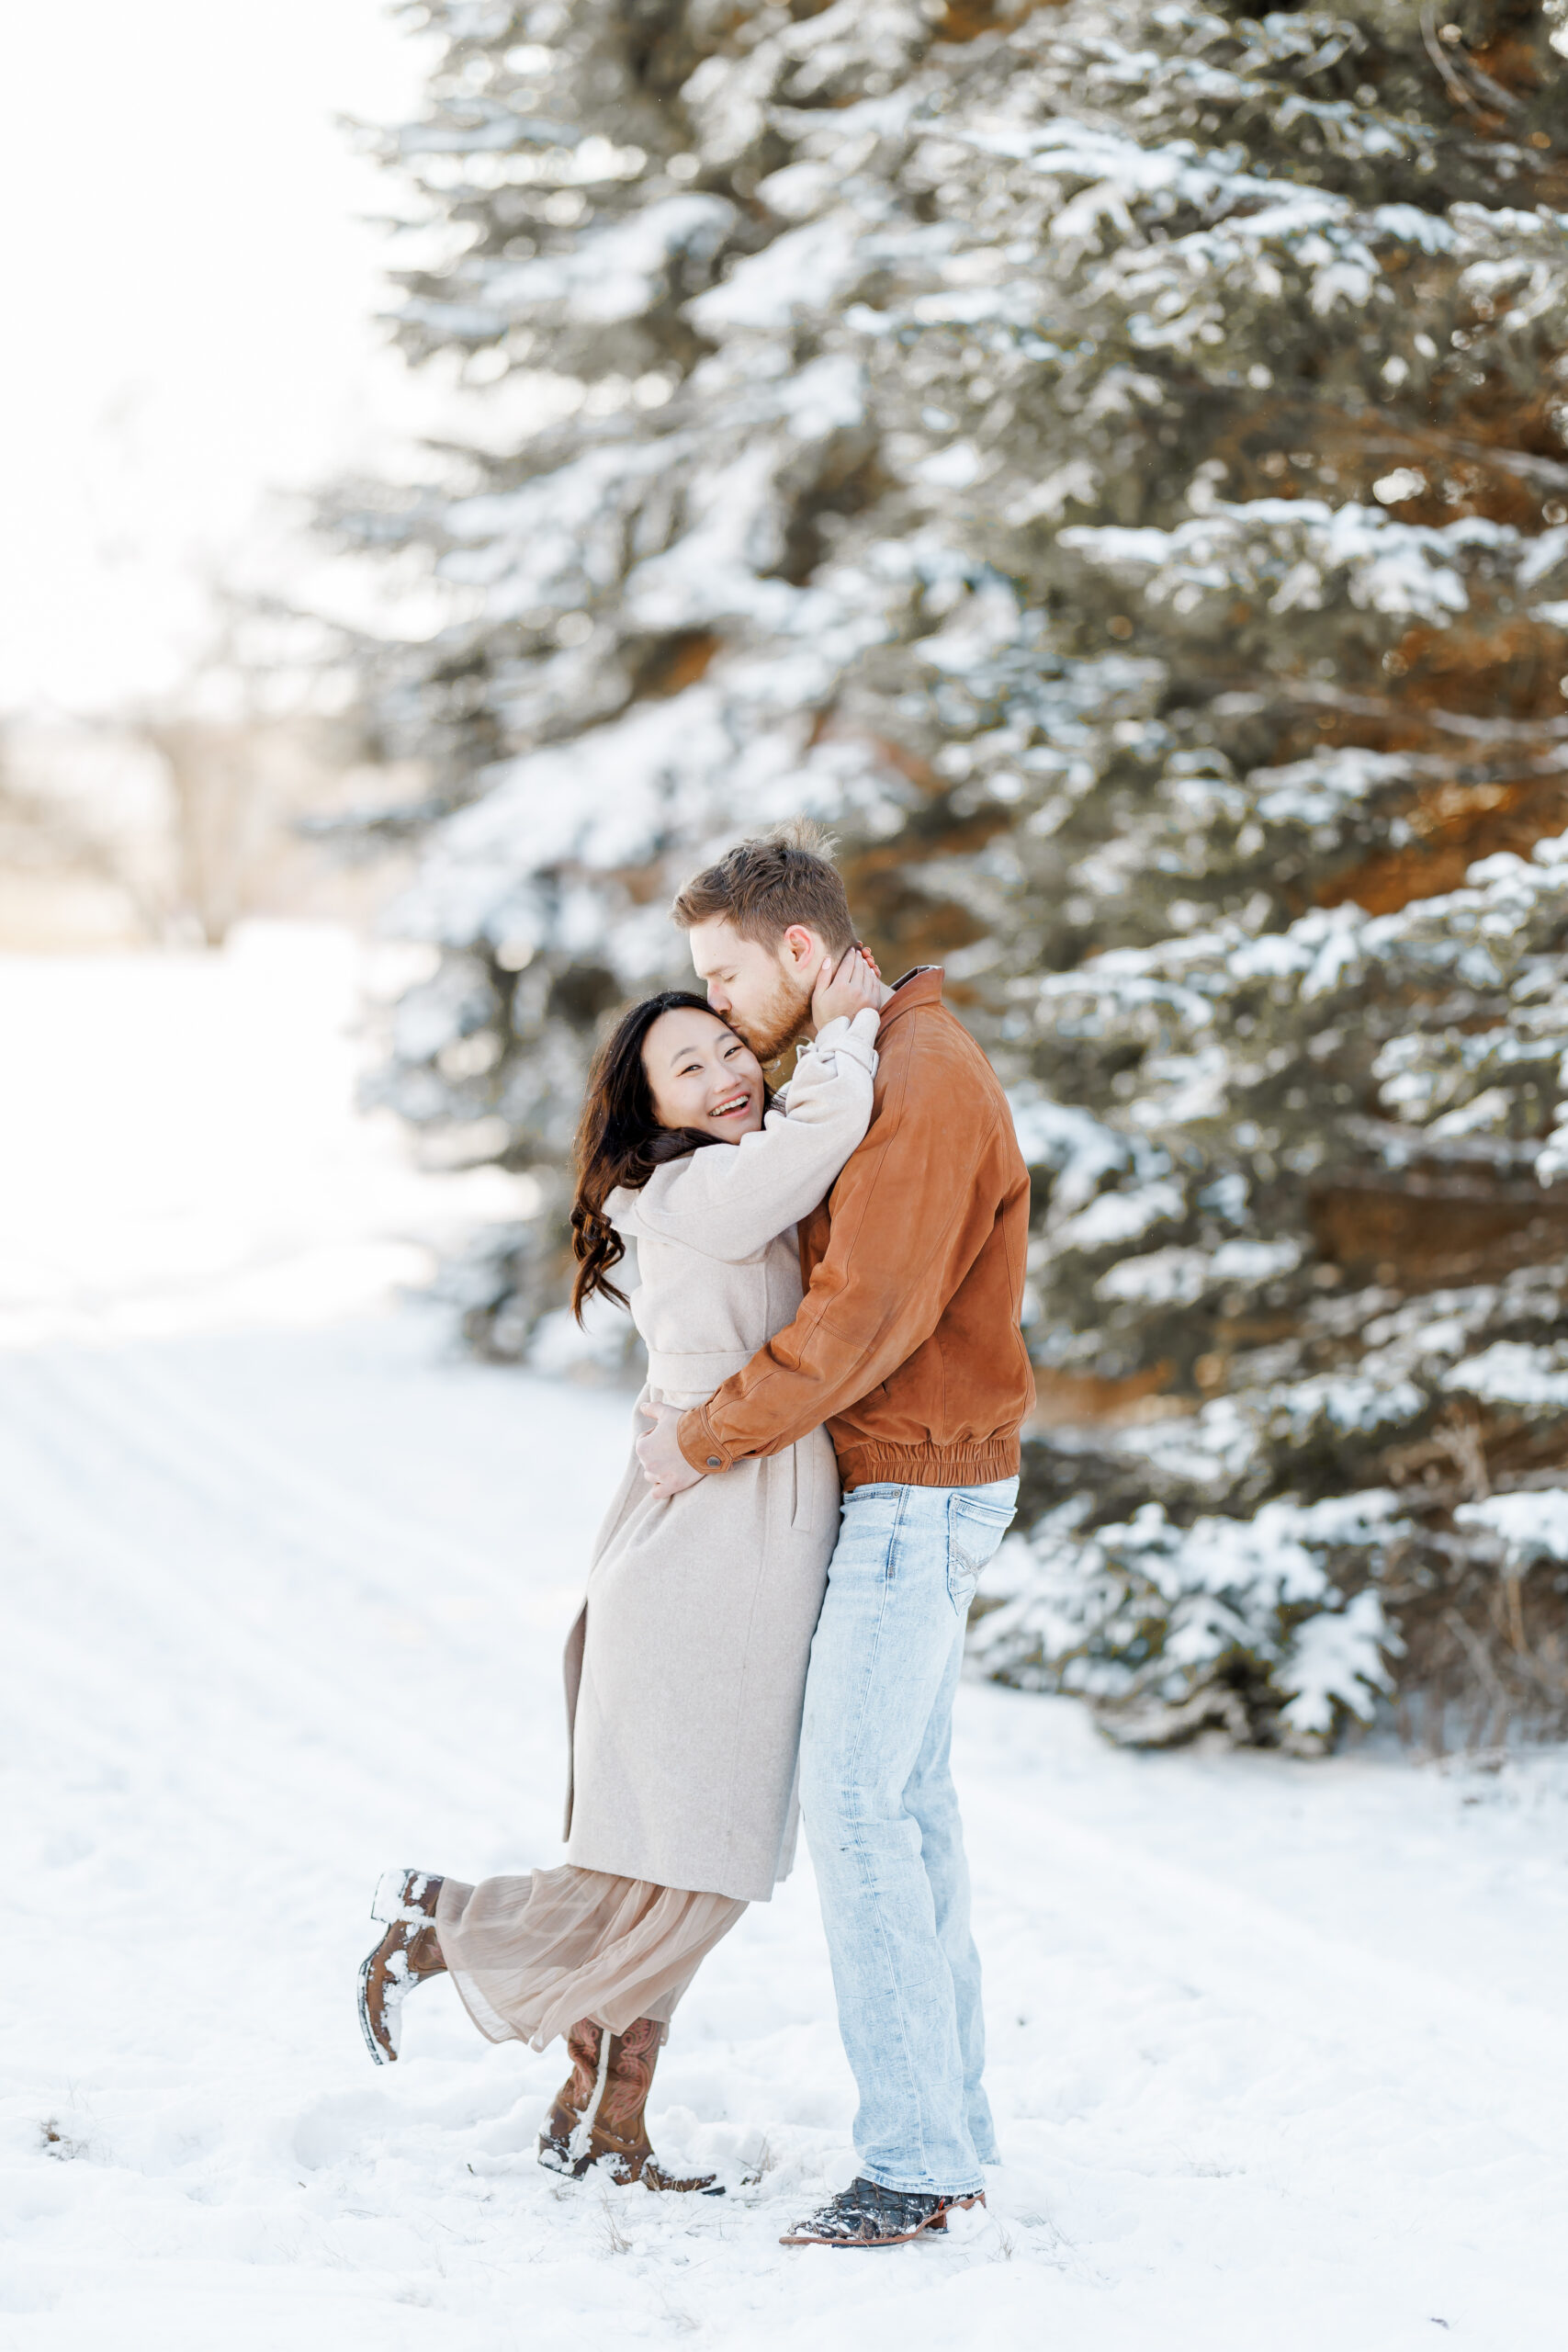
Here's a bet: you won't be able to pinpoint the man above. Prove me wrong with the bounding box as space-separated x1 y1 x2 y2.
636 823 1034 2248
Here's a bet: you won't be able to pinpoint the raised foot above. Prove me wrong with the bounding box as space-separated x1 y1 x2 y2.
357 1869 445 2065
781 2176 984 2248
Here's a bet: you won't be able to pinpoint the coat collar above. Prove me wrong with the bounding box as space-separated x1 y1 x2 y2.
876 967 942 1037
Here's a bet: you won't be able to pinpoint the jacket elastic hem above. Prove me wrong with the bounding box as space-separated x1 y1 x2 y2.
836 1437 1021 1493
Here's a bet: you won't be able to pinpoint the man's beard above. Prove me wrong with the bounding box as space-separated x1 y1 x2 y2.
729 967 815 1066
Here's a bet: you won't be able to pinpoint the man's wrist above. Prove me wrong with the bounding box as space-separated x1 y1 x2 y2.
677 1408 729 1475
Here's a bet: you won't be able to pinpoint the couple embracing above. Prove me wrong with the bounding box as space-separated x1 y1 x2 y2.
358 825 1034 2250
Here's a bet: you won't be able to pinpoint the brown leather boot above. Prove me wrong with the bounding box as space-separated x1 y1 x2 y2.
537 2018 604 2177
588 2017 722 2194
357 1869 446 2064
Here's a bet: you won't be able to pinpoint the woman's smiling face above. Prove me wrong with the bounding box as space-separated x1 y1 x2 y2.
642 1006 765 1141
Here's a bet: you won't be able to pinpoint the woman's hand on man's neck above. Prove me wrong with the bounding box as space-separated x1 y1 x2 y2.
806 944 894 1036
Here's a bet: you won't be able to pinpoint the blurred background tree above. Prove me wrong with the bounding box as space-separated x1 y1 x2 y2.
0 596 416 950
340 0 1568 1749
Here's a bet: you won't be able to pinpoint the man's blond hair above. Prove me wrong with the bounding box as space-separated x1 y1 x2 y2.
671 820 855 954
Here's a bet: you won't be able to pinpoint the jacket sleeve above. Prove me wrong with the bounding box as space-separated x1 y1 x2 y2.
626 1009 878 1264
677 1020 1005 1469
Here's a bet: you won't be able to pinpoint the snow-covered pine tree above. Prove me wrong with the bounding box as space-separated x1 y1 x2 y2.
920 1 1568 1751
344 0 1568 1745
334 0 1016 1355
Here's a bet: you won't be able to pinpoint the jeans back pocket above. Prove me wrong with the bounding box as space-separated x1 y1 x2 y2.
947 1486 1017 1612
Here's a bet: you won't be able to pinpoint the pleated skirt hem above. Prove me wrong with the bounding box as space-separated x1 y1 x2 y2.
435 1865 746 2052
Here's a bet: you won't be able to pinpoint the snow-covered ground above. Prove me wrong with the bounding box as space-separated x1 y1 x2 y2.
5 933 1568 2348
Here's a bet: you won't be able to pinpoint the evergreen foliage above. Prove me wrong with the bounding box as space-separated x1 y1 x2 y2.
342 0 1568 1747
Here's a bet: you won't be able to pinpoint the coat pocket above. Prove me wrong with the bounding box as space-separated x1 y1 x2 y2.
560 1601 588 1839
789 1439 818 1534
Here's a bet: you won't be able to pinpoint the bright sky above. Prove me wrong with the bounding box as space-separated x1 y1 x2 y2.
0 1 436 713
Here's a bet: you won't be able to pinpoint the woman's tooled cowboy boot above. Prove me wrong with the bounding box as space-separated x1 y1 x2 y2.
537 2018 604 2177
357 1870 446 2064
588 2017 722 2194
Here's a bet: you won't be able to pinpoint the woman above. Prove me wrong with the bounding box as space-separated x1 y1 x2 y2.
357 956 882 2192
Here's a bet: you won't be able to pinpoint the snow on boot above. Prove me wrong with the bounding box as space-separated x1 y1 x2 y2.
589 2016 722 2194
357 1868 446 2065
780 2176 984 2248
537 2018 604 2177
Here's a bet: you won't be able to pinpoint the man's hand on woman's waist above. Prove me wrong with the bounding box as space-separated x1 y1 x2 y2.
636 1400 706 1497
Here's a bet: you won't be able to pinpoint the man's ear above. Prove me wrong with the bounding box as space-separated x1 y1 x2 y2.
780 923 821 973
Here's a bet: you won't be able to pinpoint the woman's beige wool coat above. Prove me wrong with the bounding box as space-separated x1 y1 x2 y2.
562 1009 880 1905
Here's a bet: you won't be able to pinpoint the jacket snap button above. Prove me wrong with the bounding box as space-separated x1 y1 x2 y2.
706 1456 722 1469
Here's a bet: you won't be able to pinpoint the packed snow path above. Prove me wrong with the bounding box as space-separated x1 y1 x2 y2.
6 1317 1567 2350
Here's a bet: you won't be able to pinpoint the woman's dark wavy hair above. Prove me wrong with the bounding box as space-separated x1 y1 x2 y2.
570 989 768 1322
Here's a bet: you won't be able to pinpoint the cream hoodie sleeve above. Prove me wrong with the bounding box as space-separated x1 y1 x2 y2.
617 1008 879 1263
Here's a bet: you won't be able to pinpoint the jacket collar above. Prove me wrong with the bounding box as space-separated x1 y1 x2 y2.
876 966 942 1036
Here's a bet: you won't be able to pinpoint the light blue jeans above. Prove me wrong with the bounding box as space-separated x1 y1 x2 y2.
798 1476 1019 2197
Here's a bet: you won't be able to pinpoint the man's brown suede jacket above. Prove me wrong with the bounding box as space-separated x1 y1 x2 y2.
677 967 1035 1492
